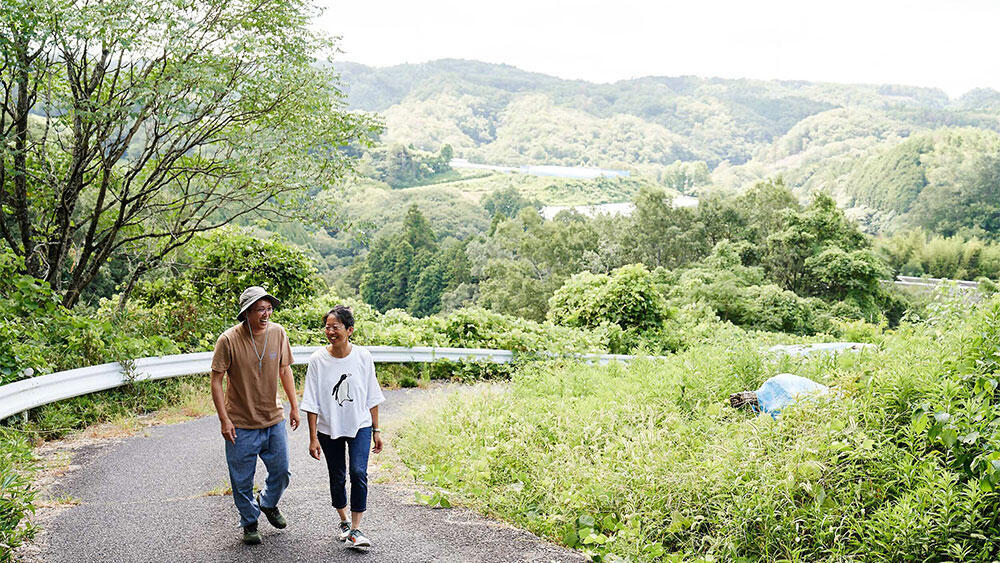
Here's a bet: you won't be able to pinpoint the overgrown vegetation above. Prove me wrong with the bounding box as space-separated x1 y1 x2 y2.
0 429 34 559
398 293 1000 561
879 228 1000 280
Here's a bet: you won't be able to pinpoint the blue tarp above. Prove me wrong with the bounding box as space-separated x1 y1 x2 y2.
755 373 830 415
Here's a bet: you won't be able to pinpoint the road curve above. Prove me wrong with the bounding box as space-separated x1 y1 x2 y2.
20 387 585 562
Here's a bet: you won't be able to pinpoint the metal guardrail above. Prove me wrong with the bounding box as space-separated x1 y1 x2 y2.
894 276 980 290
0 345 637 421
767 342 877 357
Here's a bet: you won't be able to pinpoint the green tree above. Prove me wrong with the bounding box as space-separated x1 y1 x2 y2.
621 187 710 269
360 205 439 313
439 144 454 162
481 186 540 219
471 208 599 321
135 228 324 312
547 263 670 332
408 259 448 317
402 204 438 253
910 154 1000 237
671 241 819 334
359 238 396 312
0 0 378 308
804 247 889 303
658 160 710 193
762 193 868 293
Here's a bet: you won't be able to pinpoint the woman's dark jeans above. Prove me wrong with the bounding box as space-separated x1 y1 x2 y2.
318 426 372 512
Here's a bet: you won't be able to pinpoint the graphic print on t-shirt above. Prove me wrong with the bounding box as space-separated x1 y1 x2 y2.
331 373 353 406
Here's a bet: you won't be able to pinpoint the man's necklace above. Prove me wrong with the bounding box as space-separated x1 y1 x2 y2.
249 324 269 376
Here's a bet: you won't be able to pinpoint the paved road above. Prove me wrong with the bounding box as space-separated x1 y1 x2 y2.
21 387 585 562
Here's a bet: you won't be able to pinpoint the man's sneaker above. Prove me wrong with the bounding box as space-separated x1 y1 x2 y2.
346 529 371 548
338 521 351 541
242 522 261 545
257 494 287 529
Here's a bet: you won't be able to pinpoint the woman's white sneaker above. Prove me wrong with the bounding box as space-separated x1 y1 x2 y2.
346 529 371 548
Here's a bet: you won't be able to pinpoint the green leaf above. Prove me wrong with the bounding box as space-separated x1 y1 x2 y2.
959 431 981 445
940 427 958 449
582 532 609 545
644 543 666 558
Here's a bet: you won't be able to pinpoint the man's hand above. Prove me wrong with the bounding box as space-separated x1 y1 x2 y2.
372 431 383 454
289 407 300 431
309 437 322 460
220 418 236 443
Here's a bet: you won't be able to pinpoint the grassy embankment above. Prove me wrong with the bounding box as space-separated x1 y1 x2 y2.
398 297 1000 561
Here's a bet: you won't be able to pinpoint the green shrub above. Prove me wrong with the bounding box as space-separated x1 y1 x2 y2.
547 264 672 333
129 227 325 346
0 429 35 560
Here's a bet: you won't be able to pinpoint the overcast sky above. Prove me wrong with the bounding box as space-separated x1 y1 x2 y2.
315 0 998 99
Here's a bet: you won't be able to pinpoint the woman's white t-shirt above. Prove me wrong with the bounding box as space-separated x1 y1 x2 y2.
300 345 385 439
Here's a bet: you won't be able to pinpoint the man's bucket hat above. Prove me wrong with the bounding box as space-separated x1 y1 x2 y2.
237 286 280 321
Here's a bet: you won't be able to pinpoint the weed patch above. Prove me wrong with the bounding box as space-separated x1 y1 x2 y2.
398 300 1000 560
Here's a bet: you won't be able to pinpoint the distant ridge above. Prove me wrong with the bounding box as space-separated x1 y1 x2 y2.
334 59 1000 234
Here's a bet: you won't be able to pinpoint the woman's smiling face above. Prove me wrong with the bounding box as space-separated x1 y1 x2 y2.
324 318 353 344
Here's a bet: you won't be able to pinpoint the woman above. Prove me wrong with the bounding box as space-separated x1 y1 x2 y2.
300 305 385 548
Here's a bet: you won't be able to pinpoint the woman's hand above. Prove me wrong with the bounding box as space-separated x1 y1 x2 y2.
372 431 383 454
309 437 322 460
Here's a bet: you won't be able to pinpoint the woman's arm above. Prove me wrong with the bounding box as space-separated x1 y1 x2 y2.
370 405 382 454
308 412 321 459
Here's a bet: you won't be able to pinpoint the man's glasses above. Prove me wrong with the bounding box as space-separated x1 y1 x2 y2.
252 307 273 315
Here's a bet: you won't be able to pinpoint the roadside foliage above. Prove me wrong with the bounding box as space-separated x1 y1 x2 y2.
398 293 1000 561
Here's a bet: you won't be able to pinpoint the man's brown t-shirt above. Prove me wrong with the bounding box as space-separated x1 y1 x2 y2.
211 322 294 429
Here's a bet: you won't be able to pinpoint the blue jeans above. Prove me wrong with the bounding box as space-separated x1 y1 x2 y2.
224 422 290 527
318 426 372 513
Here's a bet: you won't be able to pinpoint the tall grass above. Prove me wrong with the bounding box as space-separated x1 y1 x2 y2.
397 296 1000 561
0 429 35 560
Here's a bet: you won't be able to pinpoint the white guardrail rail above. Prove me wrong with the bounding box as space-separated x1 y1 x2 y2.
894 275 980 290
0 346 638 421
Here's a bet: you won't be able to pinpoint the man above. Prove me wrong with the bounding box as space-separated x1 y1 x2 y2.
211 286 301 545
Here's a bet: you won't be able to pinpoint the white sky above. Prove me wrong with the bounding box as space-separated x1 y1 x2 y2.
315 0 999 99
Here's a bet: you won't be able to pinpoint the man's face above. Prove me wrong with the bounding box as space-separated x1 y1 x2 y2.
246 299 273 331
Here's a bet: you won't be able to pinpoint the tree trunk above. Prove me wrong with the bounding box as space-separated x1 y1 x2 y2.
13 42 36 275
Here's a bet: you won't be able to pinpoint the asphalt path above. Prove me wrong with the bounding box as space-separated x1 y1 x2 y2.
21 387 585 562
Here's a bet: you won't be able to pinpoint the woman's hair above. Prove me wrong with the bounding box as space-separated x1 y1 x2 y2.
322 305 355 329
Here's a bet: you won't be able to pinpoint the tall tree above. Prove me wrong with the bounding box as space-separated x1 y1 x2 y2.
761 193 869 293
0 0 379 307
402 204 438 253
622 187 710 269
360 205 439 313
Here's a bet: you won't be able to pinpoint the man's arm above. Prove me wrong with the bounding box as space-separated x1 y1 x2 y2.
370 405 382 454
211 370 236 443
279 364 300 430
